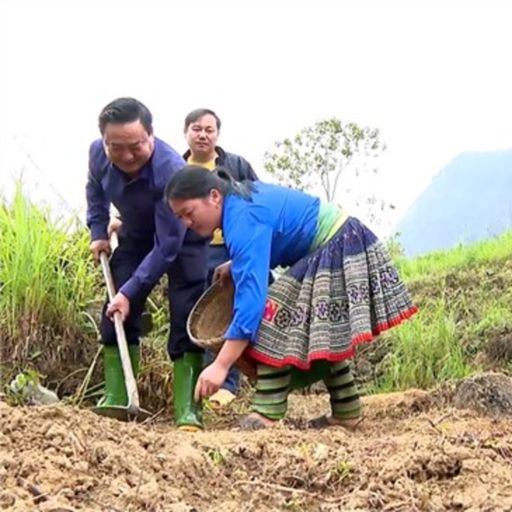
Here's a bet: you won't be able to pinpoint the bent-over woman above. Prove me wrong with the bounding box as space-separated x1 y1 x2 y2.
165 166 417 430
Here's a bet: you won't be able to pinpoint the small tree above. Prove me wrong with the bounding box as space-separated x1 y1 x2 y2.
264 118 392 226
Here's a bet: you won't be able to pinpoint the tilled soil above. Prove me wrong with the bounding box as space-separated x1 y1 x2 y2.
2 385 512 512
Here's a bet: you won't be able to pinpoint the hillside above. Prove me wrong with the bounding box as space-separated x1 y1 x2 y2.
396 150 512 257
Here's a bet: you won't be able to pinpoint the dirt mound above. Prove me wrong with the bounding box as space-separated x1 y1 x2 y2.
2 386 512 511
453 372 512 416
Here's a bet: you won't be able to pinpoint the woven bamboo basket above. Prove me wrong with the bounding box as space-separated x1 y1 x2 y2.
187 279 257 380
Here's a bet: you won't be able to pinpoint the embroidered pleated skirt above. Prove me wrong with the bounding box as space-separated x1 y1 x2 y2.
245 217 417 370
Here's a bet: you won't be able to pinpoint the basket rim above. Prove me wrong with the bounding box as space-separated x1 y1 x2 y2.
186 279 257 380
186 279 234 345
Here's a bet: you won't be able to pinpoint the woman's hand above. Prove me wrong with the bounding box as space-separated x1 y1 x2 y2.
194 361 229 402
212 261 232 286
194 339 250 401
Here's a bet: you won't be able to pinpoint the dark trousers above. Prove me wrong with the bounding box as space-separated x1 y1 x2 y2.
100 234 207 360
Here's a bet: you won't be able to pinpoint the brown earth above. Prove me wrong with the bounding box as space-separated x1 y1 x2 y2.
2 376 512 512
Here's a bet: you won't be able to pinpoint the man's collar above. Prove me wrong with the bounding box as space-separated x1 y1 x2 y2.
183 145 225 163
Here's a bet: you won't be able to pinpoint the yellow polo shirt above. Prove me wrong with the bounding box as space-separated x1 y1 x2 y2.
187 156 224 245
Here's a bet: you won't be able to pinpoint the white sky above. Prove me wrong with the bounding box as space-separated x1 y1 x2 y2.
1 0 511 235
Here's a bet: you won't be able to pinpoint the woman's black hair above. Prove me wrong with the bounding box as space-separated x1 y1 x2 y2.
165 165 255 202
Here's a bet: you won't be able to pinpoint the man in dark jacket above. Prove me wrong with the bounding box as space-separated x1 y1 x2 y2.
86 97 208 431
183 108 258 405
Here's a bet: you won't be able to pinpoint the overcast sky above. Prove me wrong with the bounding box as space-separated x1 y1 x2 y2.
1 0 511 234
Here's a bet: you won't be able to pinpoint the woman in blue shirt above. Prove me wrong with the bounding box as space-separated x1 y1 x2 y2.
165 166 417 430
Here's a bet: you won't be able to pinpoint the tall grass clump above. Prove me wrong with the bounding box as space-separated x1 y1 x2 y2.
0 184 99 390
374 303 473 392
351 230 512 393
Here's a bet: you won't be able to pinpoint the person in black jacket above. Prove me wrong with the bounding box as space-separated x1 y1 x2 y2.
183 108 258 405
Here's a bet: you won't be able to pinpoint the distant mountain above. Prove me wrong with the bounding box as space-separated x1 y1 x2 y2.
395 150 512 257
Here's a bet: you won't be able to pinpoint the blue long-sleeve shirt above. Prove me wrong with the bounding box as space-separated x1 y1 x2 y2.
86 137 187 300
222 182 320 342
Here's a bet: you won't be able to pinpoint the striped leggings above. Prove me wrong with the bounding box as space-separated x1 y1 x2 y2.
251 360 361 420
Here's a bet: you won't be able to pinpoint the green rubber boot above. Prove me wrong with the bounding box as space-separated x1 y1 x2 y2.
97 345 140 407
173 352 203 432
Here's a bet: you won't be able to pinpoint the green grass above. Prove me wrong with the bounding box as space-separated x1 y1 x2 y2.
0 184 98 386
3 183 512 400
394 230 512 281
373 303 472 392
471 303 512 336
366 230 512 393
0 184 171 407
